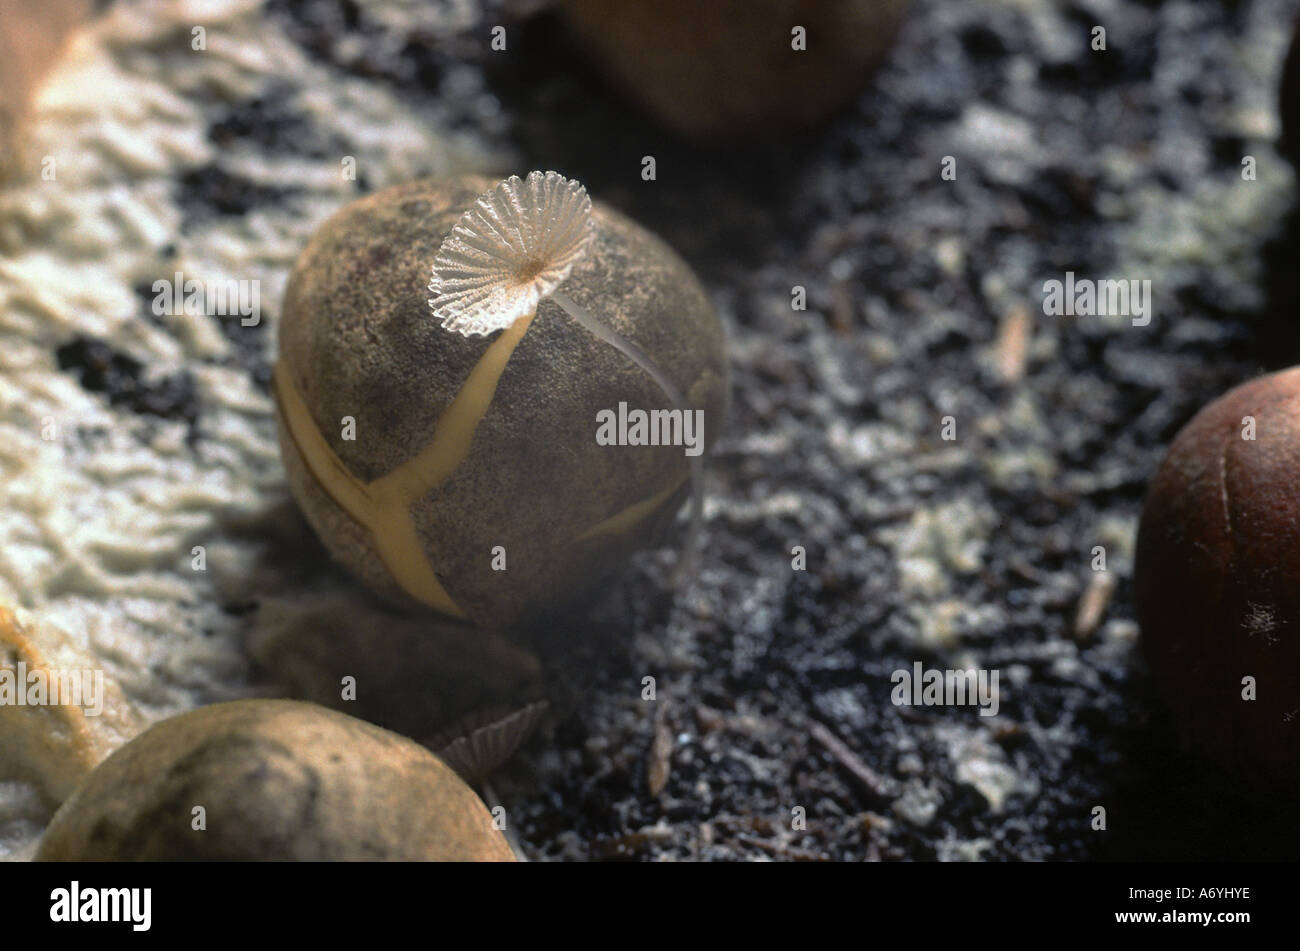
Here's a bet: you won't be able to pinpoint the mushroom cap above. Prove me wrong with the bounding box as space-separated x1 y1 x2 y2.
429 171 596 336
275 176 728 632
1135 367 1300 795
35 699 516 861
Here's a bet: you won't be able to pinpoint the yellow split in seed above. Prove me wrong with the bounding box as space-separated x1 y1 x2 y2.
278 305 684 618
272 362 376 528
575 471 688 543
373 312 535 502
274 311 535 618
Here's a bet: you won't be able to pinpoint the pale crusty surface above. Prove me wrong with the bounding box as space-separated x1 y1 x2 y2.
0 0 507 860
35 699 516 861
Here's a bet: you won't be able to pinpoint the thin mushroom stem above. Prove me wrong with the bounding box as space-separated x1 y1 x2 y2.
552 289 704 580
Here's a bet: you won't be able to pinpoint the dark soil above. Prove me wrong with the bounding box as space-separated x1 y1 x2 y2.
233 0 1300 860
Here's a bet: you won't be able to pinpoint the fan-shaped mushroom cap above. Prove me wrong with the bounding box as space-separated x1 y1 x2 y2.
429 171 595 336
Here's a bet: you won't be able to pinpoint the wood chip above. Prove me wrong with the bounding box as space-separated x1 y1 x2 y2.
736 834 827 862
1073 571 1117 642
694 703 726 733
646 703 672 797
994 303 1032 382
829 279 854 335
809 721 899 801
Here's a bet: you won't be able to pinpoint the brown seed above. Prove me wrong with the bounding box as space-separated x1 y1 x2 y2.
35 699 516 861
561 0 911 139
1134 367 1300 793
275 175 728 632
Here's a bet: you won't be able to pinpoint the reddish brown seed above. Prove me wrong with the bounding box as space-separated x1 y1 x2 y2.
1135 367 1300 794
